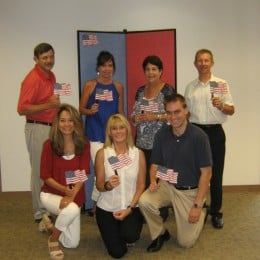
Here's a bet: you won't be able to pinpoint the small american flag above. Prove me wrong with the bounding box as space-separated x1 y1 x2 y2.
140 99 159 113
65 171 78 185
65 170 88 185
156 165 178 184
209 81 228 95
95 88 113 101
54 83 72 96
74 169 88 182
108 154 132 170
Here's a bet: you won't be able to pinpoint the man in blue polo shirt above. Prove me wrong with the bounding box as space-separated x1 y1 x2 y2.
139 93 212 253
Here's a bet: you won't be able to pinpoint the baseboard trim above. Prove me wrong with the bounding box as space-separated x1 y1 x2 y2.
223 185 260 192
0 191 31 199
0 185 259 197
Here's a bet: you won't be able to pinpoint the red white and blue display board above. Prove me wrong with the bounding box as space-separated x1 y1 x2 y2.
77 29 176 209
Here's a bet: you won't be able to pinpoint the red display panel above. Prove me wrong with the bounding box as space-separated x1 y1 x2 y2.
126 30 176 120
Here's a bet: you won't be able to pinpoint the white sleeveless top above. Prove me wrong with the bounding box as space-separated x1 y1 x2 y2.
97 146 140 212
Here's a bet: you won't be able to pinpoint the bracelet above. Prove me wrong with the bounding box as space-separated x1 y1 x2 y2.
104 181 111 191
221 103 225 112
127 205 134 212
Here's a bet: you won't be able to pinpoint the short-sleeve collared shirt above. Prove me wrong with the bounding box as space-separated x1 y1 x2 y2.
185 75 234 125
17 65 57 123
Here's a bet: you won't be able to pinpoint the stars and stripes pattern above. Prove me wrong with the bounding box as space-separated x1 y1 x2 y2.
65 171 78 185
140 99 159 113
54 83 72 96
108 154 132 170
82 34 99 46
95 88 113 101
74 169 88 182
209 81 228 95
156 165 178 184
65 170 88 185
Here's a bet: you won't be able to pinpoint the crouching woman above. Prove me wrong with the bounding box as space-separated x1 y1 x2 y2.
95 114 146 258
40 104 90 259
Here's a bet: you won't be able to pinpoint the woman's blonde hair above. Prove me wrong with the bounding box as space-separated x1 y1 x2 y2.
104 114 134 148
49 103 86 156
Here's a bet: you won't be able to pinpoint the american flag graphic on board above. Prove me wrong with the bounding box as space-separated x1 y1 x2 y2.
95 88 113 101
82 34 99 46
156 165 178 184
65 170 88 185
54 83 72 96
108 154 132 170
140 99 159 113
209 81 228 95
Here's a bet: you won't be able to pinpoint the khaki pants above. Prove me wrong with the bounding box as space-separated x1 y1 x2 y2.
25 123 50 219
139 180 206 248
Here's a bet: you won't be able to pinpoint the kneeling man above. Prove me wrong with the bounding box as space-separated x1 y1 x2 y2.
139 94 212 252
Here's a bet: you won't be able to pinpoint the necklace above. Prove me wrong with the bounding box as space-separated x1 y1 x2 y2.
114 144 128 155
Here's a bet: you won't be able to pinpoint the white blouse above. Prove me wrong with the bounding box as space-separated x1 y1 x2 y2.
97 146 140 212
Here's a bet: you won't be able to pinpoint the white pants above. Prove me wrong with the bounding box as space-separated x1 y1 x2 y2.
40 192 81 248
90 141 104 201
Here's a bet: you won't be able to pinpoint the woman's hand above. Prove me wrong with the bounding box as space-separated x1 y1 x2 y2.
113 208 131 221
90 103 99 114
108 174 120 189
59 196 73 209
134 113 156 123
134 114 144 123
64 185 75 197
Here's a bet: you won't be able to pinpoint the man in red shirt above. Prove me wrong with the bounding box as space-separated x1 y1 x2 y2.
17 43 60 222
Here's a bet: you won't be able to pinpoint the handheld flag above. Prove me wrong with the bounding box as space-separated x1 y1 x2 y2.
156 165 178 184
140 99 159 113
95 88 113 101
54 83 72 96
108 154 132 170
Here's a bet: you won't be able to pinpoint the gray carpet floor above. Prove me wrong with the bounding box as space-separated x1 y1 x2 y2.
0 189 260 260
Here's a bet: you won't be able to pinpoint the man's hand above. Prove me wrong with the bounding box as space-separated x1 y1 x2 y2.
149 180 159 192
188 207 202 224
48 94 60 108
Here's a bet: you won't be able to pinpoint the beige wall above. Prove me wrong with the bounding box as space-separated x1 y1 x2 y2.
1 0 259 191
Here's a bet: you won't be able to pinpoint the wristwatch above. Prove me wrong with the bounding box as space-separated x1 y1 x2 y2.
193 203 203 209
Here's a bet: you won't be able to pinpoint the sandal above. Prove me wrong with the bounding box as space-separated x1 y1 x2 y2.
39 214 53 232
48 236 64 260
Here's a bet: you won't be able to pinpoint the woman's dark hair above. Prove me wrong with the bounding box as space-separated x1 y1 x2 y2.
96 50 116 72
34 43 54 58
49 104 86 156
142 55 163 71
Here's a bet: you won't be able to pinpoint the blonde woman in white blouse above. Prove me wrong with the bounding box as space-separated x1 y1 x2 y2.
95 114 146 258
